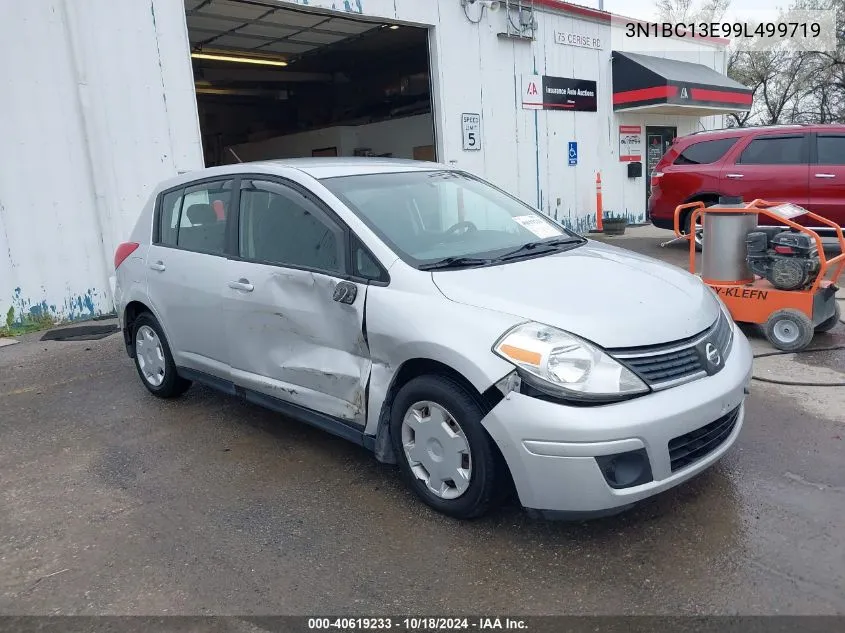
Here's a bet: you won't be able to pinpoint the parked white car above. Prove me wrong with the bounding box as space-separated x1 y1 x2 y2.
115 159 752 519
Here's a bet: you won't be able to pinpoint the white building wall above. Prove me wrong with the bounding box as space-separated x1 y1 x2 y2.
423 1 731 231
0 0 733 326
608 21 728 223
0 0 203 326
285 0 730 230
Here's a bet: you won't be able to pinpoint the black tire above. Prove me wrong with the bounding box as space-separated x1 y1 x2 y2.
390 374 502 520
763 308 815 352
815 301 841 333
131 312 191 398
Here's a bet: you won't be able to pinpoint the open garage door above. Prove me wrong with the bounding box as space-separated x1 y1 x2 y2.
184 0 436 166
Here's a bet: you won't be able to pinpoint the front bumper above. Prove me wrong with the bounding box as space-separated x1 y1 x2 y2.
481 326 752 516
650 215 674 231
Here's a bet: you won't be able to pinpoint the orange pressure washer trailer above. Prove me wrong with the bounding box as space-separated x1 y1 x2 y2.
673 199 845 351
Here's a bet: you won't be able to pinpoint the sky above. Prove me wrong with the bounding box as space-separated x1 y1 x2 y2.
593 0 790 21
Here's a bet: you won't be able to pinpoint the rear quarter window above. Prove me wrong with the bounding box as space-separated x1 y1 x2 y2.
158 190 183 246
674 138 739 165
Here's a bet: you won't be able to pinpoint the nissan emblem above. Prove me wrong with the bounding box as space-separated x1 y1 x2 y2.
705 342 722 367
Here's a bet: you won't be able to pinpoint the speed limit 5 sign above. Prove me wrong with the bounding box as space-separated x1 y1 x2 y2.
461 113 481 151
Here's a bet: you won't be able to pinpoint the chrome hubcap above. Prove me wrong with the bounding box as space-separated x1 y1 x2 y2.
774 319 800 344
401 401 472 500
135 325 166 387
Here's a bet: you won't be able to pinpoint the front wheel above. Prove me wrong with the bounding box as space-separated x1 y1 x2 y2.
763 309 815 352
390 375 502 519
132 313 192 398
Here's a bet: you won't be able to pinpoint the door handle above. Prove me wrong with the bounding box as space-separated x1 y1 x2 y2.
332 281 358 305
815 173 836 178
725 173 744 179
228 279 254 292
149 261 166 272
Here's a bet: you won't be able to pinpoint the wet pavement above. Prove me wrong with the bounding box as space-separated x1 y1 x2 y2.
1 230 844 616
792 348 845 374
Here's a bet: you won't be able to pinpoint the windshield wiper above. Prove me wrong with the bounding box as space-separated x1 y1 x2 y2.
418 256 493 271
495 236 586 262
419 237 585 270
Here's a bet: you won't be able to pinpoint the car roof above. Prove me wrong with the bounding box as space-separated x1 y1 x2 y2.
682 124 845 143
255 157 446 178
157 158 448 192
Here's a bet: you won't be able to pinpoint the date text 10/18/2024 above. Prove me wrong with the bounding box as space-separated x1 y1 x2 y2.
308 618 528 631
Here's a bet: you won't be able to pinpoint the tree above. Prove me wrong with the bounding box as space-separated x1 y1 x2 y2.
791 0 845 122
655 0 730 22
725 0 845 125
656 0 845 125
727 42 815 126
725 47 756 127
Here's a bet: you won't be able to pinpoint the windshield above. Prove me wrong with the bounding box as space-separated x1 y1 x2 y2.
321 170 582 268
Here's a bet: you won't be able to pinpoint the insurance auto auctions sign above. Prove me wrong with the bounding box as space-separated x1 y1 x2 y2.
522 75 597 112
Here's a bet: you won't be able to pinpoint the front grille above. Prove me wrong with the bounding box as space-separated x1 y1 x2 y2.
668 406 740 472
620 346 703 384
609 312 733 389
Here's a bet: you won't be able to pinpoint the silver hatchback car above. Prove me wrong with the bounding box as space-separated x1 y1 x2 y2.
115 159 752 519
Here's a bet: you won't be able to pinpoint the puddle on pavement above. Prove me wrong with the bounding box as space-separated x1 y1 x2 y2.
791 347 845 374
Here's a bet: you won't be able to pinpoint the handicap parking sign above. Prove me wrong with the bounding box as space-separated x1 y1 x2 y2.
568 141 578 166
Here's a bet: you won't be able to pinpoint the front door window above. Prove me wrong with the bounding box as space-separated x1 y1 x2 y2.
238 180 344 273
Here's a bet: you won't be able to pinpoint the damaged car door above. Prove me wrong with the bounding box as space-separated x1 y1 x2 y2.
225 178 371 425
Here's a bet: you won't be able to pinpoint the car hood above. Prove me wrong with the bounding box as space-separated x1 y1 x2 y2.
431 241 720 349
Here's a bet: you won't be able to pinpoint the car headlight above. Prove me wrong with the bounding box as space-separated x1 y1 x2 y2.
493 322 649 403
719 304 735 358
706 284 735 357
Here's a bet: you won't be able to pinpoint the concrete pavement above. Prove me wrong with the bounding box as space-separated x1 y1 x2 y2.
1 228 843 616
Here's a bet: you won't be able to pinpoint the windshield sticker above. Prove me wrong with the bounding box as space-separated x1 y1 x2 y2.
512 215 563 239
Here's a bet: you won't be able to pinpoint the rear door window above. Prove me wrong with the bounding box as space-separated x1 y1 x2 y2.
674 138 739 165
156 180 233 255
816 135 845 164
738 135 808 165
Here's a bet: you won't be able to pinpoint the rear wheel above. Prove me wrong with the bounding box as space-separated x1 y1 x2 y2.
390 375 502 519
815 301 841 333
683 205 710 252
764 309 814 352
132 313 191 398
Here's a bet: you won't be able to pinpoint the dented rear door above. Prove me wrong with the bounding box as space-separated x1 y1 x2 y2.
224 178 371 425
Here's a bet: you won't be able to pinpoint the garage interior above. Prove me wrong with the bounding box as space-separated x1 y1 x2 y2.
184 0 436 166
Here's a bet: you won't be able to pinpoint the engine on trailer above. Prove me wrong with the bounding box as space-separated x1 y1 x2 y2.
746 228 821 291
